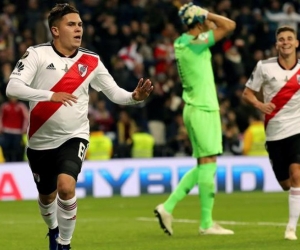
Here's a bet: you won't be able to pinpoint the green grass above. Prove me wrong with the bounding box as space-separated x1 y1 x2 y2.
1 192 298 250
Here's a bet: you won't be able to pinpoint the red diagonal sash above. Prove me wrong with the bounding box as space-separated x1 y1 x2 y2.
265 68 300 127
29 54 98 138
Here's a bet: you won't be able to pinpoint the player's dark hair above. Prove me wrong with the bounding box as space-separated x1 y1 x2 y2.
48 3 79 29
276 26 296 37
187 22 198 30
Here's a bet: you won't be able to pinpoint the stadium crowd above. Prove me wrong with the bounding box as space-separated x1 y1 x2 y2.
0 0 298 161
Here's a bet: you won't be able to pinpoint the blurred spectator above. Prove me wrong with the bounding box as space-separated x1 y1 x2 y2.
146 81 168 147
265 2 300 34
223 122 243 155
127 62 146 92
86 130 113 160
243 111 268 156
0 97 29 162
90 99 115 132
118 0 144 25
166 114 192 157
34 9 52 44
115 110 137 158
23 0 41 34
131 126 155 158
234 97 257 133
0 61 12 97
111 57 131 89
223 45 245 94
153 37 174 75
118 38 143 71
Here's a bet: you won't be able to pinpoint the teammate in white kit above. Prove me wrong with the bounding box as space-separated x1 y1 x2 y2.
243 26 300 241
6 3 153 250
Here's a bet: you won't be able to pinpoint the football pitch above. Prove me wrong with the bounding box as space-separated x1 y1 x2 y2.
1 192 298 250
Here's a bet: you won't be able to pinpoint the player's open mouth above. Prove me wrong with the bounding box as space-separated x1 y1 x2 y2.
74 36 81 41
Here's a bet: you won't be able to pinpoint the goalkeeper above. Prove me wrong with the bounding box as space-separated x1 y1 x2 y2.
154 3 236 236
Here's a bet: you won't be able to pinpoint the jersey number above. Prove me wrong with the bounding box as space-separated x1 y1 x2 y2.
78 142 88 161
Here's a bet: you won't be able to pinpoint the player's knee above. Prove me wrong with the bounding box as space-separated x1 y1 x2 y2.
290 170 300 185
39 191 57 205
57 178 76 196
57 161 78 199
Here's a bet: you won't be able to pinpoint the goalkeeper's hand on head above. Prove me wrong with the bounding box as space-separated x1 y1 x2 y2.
179 3 209 25
194 6 208 19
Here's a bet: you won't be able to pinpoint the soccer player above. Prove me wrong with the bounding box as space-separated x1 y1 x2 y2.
243 25 300 241
154 3 236 236
6 4 153 250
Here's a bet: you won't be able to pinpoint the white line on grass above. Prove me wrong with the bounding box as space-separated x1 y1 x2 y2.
0 217 289 227
136 217 288 227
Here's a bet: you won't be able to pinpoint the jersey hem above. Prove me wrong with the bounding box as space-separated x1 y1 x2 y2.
28 134 89 150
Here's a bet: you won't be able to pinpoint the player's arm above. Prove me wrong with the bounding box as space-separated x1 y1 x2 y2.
242 61 275 114
206 12 236 42
6 48 77 106
6 78 77 106
265 11 285 22
90 59 152 104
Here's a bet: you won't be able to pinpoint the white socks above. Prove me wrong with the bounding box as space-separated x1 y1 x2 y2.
38 197 58 230
57 196 77 245
288 187 300 230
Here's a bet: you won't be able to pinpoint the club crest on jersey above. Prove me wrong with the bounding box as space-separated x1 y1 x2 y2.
297 75 300 84
21 51 29 59
78 64 88 77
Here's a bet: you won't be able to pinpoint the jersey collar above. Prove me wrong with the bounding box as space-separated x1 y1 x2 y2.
277 57 298 70
51 41 79 58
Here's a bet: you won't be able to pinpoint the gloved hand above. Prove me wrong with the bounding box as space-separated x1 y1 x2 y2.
179 3 208 25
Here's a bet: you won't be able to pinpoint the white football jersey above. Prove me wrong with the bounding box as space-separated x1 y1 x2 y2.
9 42 138 150
246 57 300 141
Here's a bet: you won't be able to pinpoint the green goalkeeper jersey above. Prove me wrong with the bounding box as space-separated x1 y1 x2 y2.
174 30 219 111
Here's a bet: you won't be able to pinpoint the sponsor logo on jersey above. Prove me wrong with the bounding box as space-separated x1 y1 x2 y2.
78 64 88 77
12 61 24 75
191 33 209 44
46 63 56 70
198 33 209 41
15 61 24 72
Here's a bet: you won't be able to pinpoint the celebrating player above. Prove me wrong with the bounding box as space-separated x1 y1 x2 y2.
243 25 300 241
154 3 235 236
6 3 152 250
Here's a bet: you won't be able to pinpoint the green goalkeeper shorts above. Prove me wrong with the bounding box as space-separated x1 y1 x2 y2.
183 104 222 158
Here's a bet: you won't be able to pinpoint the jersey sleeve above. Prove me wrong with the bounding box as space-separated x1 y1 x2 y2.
90 57 141 105
188 30 215 53
9 47 39 86
245 60 264 92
